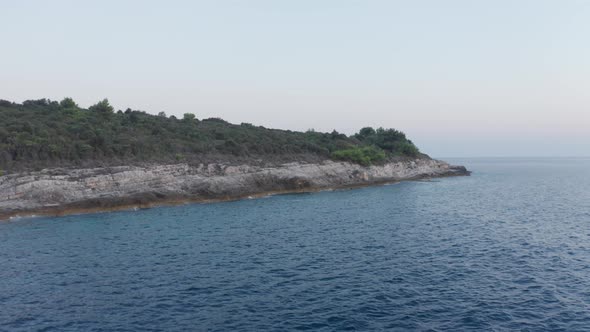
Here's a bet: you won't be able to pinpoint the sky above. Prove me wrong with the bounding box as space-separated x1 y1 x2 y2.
1 0 589 157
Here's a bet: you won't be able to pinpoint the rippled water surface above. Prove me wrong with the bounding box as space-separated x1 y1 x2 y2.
2 158 590 331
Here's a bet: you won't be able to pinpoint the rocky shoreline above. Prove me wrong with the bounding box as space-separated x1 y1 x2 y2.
0 158 469 220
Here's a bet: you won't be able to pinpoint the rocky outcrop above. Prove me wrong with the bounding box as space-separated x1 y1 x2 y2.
0 159 469 220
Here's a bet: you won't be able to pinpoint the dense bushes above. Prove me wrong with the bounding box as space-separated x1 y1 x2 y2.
331 146 386 166
0 98 422 172
354 127 419 156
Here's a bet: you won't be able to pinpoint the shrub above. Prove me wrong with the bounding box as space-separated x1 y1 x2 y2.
59 97 78 109
183 113 196 121
332 146 386 166
395 141 420 156
89 99 114 114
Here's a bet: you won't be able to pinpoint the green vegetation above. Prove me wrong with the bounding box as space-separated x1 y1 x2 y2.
0 98 421 173
88 98 114 114
354 127 420 156
331 146 386 166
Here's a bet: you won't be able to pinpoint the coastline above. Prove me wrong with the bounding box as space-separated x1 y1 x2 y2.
0 159 469 221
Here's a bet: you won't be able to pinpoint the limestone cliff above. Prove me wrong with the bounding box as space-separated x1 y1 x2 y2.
0 159 469 220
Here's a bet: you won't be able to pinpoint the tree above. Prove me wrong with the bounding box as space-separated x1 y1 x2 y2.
330 129 346 140
158 111 167 117
59 97 77 109
183 113 196 121
89 99 114 114
23 99 48 107
356 127 376 140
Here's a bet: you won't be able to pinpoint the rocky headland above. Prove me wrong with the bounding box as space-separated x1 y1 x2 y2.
0 98 471 220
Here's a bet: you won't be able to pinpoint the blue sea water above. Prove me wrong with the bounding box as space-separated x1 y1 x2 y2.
1 158 590 331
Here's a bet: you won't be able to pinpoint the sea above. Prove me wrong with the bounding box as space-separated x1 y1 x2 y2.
1 158 590 331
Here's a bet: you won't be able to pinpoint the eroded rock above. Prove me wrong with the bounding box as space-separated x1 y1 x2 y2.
0 159 469 219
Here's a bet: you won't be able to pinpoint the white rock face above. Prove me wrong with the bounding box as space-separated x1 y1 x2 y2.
0 159 468 219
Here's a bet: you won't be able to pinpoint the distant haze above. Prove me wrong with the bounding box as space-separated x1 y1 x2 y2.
2 1 589 157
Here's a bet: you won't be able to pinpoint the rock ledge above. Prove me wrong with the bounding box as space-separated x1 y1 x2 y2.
0 159 469 220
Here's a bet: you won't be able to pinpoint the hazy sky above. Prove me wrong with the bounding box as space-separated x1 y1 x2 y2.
2 0 589 157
